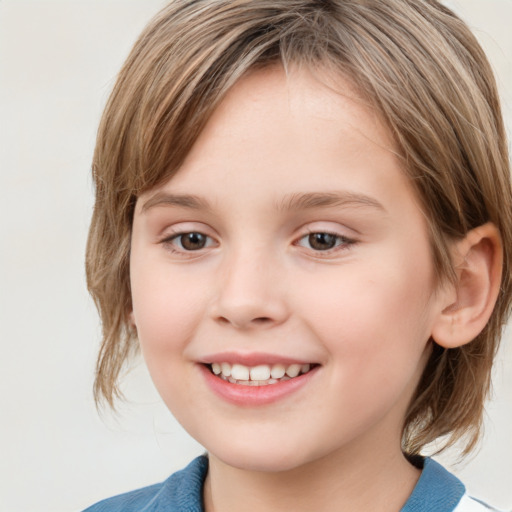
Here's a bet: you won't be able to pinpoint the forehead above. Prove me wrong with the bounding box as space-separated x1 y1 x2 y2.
137 65 405 207
197 64 394 162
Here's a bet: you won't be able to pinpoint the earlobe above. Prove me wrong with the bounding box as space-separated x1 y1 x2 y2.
431 223 503 349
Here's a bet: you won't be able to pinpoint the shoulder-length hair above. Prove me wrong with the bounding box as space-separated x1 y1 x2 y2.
86 0 512 456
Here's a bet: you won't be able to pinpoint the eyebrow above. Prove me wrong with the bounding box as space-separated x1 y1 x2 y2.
140 191 385 214
276 191 386 213
141 193 212 213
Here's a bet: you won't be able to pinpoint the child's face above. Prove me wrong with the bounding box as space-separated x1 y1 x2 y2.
130 66 445 472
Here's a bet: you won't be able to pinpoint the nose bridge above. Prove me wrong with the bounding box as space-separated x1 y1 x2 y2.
211 242 288 329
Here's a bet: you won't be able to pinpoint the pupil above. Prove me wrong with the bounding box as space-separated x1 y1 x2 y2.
182 233 206 250
309 233 336 250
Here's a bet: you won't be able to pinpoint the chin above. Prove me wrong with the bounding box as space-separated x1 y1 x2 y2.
216 452 307 473
205 436 323 474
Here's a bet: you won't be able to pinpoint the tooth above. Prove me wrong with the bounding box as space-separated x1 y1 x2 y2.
270 364 286 379
216 362 310 384
286 364 301 378
231 364 250 381
250 365 271 381
221 363 231 377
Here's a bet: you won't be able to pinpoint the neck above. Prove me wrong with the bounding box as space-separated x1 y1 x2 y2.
203 438 420 512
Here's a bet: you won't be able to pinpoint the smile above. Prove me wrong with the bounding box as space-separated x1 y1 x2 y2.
208 362 314 386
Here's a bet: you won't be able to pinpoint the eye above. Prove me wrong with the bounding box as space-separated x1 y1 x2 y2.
165 232 215 251
296 232 354 252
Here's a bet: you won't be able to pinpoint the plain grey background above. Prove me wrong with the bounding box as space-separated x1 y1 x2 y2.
0 1 511 511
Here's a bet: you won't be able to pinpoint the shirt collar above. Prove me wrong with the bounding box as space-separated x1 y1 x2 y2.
401 457 465 512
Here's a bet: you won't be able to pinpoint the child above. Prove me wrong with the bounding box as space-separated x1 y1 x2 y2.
84 0 512 510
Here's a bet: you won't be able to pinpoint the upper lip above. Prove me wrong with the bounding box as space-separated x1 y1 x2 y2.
199 352 318 367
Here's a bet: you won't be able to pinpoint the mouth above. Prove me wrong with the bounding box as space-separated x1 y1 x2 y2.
206 362 317 386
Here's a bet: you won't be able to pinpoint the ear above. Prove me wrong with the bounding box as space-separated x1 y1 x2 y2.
431 223 503 349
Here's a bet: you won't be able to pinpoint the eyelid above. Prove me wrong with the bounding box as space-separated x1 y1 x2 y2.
155 222 357 257
158 223 219 256
167 232 216 248
293 223 358 255
157 220 216 241
296 232 355 248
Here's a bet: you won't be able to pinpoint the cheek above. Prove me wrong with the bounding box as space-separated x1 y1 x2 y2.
130 263 207 358
303 274 429 339
130 269 205 412
297 253 435 379
303 272 433 435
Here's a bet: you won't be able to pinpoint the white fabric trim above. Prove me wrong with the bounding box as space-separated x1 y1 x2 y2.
453 494 503 512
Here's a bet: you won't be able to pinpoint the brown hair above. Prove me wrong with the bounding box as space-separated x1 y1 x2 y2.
86 0 512 456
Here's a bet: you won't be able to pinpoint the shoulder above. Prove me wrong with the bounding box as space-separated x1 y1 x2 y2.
81 455 209 512
81 482 164 512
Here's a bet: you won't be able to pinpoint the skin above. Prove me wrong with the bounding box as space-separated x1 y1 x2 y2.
129 66 454 511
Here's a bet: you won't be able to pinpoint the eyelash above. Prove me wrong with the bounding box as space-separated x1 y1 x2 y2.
159 230 356 256
160 231 217 254
295 231 356 254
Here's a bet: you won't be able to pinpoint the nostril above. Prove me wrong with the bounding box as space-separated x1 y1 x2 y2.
253 317 272 324
215 315 273 328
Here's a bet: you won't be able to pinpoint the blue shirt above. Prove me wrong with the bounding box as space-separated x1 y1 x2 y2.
82 455 497 511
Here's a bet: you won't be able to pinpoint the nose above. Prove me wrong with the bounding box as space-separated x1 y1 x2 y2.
209 250 289 330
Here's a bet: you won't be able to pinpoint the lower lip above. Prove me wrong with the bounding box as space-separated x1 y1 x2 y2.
199 365 318 406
